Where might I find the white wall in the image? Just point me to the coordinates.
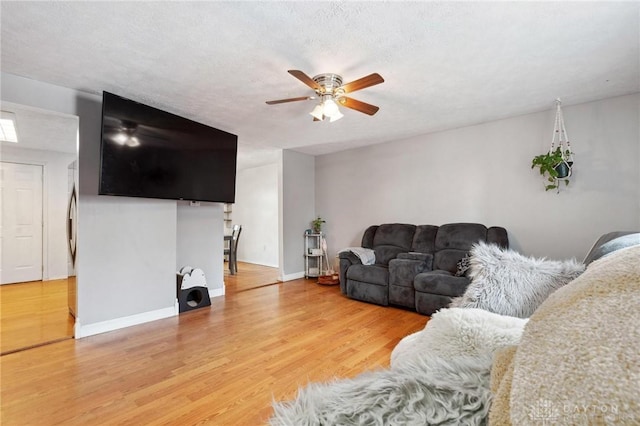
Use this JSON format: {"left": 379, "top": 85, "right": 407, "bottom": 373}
{"left": 78, "top": 196, "right": 177, "bottom": 326}
{"left": 176, "top": 202, "right": 224, "bottom": 295}
{"left": 280, "top": 150, "right": 315, "bottom": 279}
{"left": 1, "top": 145, "right": 77, "bottom": 280}
{"left": 316, "top": 93, "right": 640, "bottom": 265}
{"left": 233, "top": 163, "right": 279, "bottom": 267}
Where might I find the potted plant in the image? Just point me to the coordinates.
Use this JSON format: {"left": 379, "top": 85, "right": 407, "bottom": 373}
{"left": 531, "top": 147, "right": 573, "bottom": 192}
{"left": 312, "top": 217, "right": 326, "bottom": 233}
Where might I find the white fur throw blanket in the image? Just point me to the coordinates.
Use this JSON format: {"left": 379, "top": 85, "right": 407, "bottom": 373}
{"left": 391, "top": 308, "right": 528, "bottom": 369}
{"left": 450, "top": 242, "right": 585, "bottom": 318}
{"left": 270, "top": 308, "right": 527, "bottom": 426}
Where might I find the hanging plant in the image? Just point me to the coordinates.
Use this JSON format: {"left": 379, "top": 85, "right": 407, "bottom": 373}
{"left": 531, "top": 147, "right": 573, "bottom": 191}
{"left": 531, "top": 99, "right": 574, "bottom": 193}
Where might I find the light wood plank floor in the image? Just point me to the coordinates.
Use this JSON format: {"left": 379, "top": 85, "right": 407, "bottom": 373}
{"left": 0, "top": 278, "right": 75, "bottom": 355}
{"left": 0, "top": 273, "right": 427, "bottom": 425}
{"left": 224, "top": 261, "right": 281, "bottom": 293}
{"left": 0, "top": 262, "right": 276, "bottom": 356}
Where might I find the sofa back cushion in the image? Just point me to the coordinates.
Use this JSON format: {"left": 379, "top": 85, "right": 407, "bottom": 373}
{"left": 359, "top": 223, "right": 508, "bottom": 268}
{"left": 364, "top": 223, "right": 416, "bottom": 265}
{"left": 433, "top": 223, "right": 491, "bottom": 273}
{"left": 411, "top": 225, "right": 439, "bottom": 253}
{"left": 487, "top": 226, "right": 509, "bottom": 249}
{"left": 361, "top": 225, "right": 379, "bottom": 249}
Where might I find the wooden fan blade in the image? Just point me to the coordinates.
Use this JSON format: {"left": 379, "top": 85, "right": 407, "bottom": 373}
{"left": 341, "top": 73, "right": 384, "bottom": 94}
{"left": 288, "top": 70, "right": 321, "bottom": 91}
{"left": 266, "top": 96, "right": 313, "bottom": 105}
{"left": 339, "top": 97, "right": 380, "bottom": 116}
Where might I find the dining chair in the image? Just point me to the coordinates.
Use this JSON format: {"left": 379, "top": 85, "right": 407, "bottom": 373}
{"left": 224, "top": 225, "right": 242, "bottom": 275}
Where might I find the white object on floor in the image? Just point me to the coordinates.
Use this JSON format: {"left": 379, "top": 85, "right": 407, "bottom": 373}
{"left": 178, "top": 267, "right": 207, "bottom": 289}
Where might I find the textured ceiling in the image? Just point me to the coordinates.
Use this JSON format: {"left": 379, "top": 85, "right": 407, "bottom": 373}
{"left": 1, "top": 101, "right": 78, "bottom": 154}
{"left": 1, "top": 2, "right": 638, "bottom": 168}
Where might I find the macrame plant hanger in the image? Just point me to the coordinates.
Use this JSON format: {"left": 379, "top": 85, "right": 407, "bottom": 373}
{"left": 549, "top": 98, "right": 573, "bottom": 192}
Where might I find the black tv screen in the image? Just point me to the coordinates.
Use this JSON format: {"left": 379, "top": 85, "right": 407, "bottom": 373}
{"left": 99, "top": 91, "right": 237, "bottom": 203}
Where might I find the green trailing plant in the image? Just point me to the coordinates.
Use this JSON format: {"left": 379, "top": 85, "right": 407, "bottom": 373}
{"left": 531, "top": 147, "right": 573, "bottom": 192}
{"left": 312, "top": 217, "right": 326, "bottom": 233}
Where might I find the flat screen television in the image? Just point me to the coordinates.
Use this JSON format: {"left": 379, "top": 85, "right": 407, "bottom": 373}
{"left": 99, "top": 91, "right": 237, "bottom": 203}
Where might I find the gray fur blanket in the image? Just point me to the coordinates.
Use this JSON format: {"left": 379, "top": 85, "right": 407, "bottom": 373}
{"left": 270, "top": 354, "right": 493, "bottom": 426}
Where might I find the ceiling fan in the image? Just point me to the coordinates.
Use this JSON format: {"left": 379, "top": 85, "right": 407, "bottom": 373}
{"left": 266, "top": 70, "right": 384, "bottom": 122}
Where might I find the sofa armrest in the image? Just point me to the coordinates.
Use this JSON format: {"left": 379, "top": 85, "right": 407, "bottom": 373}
{"left": 338, "top": 251, "right": 362, "bottom": 264}
{"left": 338, "top": 252, "right": 362, "bottom": 294}
{"left": 397, "top": 252, "right": 434, "bottom": 264}
{"left": 583, "top": 232, "right": 639, "bottom": 265}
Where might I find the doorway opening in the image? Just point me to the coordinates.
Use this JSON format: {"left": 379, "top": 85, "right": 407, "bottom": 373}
{"left": 0, "top": 102, "right": 79, "bottom": 355}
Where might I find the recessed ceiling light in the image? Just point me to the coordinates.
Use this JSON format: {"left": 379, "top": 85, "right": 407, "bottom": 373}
{"left": 0, "top": 111, "right": 18, "bottom": 143}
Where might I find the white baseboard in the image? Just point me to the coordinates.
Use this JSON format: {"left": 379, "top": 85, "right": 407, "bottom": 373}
{"left": 75, "top": 305, "right": 178, "bottom": 338}
{"left": 280, "top": 271, "right": 305, "bottom": 282}
{"left": 238, "top": 259, "right": 279, "bottom": 268}
{"left": 44, "top": 275, "right": 69, "bottom": 282}
{"left": 209, "top": 285, "right": 225, "bottom": 299}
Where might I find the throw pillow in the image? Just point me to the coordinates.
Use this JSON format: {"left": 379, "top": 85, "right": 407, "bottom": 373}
{"left": 454, "top": 253, "right": 471, "bottom": 277}
{"left": 449, "top": 242, "right": 585, "bottom": 318}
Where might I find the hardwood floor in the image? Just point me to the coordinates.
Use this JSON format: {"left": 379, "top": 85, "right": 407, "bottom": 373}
{"left": 0, "top": 261, "right": 275, "bottom": 356}
{"left": 0, "top": 278, "right": 74, "bottom": 355}
{"left": 224, "top": 261, "right": 281, "bottom": 293}
{"left": 1, "top": 271, "right": 427, "bottom": 425}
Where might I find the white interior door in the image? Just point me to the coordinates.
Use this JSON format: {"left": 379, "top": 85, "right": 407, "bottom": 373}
{"left": 1, "top": 162, "right": 44, "bottom": 284}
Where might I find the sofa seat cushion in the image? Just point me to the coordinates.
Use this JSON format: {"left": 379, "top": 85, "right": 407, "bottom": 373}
{"left": 413, "top": 270, "right": 470, "bottom": 297}
{"left": 346, "top": 264, "right": 389, "bottom": 286}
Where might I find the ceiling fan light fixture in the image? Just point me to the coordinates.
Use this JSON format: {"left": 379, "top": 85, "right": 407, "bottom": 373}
{"left": 323, "top": 98, "right": 339, "bottom": 117}
{"left": 329, "top": 110, "right": 344, "bottom": 122}
{"left": 310, "top": 104, "right": 324, "bottom": 120}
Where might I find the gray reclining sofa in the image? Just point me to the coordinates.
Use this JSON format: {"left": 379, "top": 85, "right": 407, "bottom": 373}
{"left": 338, "top": 223, "right": 508, "bottom": 315}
